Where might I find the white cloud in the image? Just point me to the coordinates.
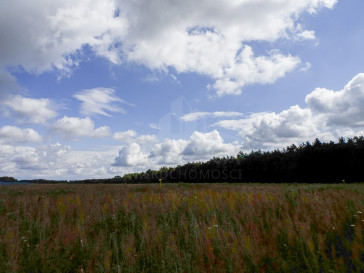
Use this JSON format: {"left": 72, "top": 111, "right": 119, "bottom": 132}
{"left": 113, "top": 130, "right": 137, "bottom": 142}
{"left": 307, "top": 0, "right": 337, "bottom": 12}
{"left": 0, "top": 142, "right": 119, "bottom": 179}
{"left": 1, "top": 0, "right": 336, "bottom": 95}
{"left": 0, "top": 0, "right": 126, "bottom": 74}
{"left": 215, "top": 106, "right": 324, "bottom": 150}
{"left": 0, "top": 143, "right": 70, "bottom": 172}
{"left": 149, "top": 130, "right": 241, "bottom": 165}
{"left": 137, "top": 134, "right": 157, "bottom": 144}
{"left": 74, "top": 87, "right": 132, "bottom": 117}
{"left": 149, "top": 139, "right": 188, "bottom": 165}
{"left": 214, "top": 73, "right": 364, "bottom": 150}
{"left": 113, "top": 142, "right": 148, "bottom": 167}
{"left": 297, "top": 30, "right": 316, "bottom": 40}
{"left": 294, "top": 24, "right": 316, "bottom": 41}
{"left": 149, "top": 123, "right": 159, "bottom": 130}
{"left": 113, "top": 130, "right": 240, "bottom": 167}
{"left": 305, "top": 73, "right": 364, "bottom": 127}
{"left": 300, "top": 62, "right": 312, "bottom": 72}
{"left": 116, "top": 0, "right": 335, "bottom": 96}
{"left": 0, "top": 126, "right": 43, "bottom": 144}
{"left": 65, "top": 148, "right": 119, "bottom": 178}
{"left": 1, "top": 95, "right": 57, "bottom": 124}
{"left": 51, "top": 116, "right": 110, "bottom": 139}
{"left": 182, "top": 130, "right": 239, "bottom": 158}
{"left": 209, "top": 46, "right": 300, "bottom": 96}
{"left": 181, "top": 111, "right": 243, "bottom": 122}
{"left": 114, "top": 129, "right": 157, "bottom": 145}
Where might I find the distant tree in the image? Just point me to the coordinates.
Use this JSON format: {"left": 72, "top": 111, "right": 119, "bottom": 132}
{"left": 0, "top": 176, "right": 17, "bottom": 182}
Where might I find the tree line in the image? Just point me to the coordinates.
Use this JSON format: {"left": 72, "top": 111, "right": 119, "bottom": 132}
{"left": 4, "top": 136, "right": 364, "bottom": 184}
{"left": 111, "top": 136, "right": 364, "bottom": 184}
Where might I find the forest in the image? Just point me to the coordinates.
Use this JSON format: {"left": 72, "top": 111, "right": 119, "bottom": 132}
{"left": 4, "top": 135, "right": 363, "bottom": 184}
{"left": 115, "top": 136, "right": 364, "bottom": 184}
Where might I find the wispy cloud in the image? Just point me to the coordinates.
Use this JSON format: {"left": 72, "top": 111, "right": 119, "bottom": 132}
{"left": 113, "top": 130, "right": 157, "bottom": 144}
{"left": 149, "top": 123, "right": 159, "bottom": 130}
{"left": 181, "top": 111, "right": 243, "bottom": 122}
{"left": 74, "top": 87, "right": 134, "bottom": 117}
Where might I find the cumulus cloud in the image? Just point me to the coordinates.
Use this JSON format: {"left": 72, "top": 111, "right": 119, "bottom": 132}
{"left": 74, "top": 88, "right": 133, "bottom": 117}
{"left": 117, "top": 0, "right": 335, "bottom": 96}
{"left": 0, "top": 143, "right": 118, "bottom": 179}
{"left": 182, "top": 130, "right": 239, "bottom": 158}
{"left": 1, "top": 0, "right": 336, "bottom": 95}
{"left": 215, "top": 106, "right": 323, "bottom": 150}
{"left": 0, "top": 126, "right": 43, "bottom": 144}
{"left": 113, "top": 142, "right": 148, "bottom": 167}
{"left": 306, "top": 73, "right": 364, "bottom": 127}
{"left": 214, "top": 73, "right": 364, "bottom": 150}
{"left": 209, "top": 46, "right": 300, "bottom": 96}
{"left": 65, "top": 148, "right": 120, "bottom": 178}
{"left": 0, "top": 143, "right": 70, "bottom": 172}
{"left": 150, "top": 130, "right": 241, "bottom": 164}
{"left": 1, "top": 95, "right": 57, "bottom": 124}
{"left": 0, "top": 0, "right": 126, "bottom": 74}
{"left": 181, "top": 111, "right": 243, "bottom": 122}
{"left": 51, "top": 116, "right": 110, "bottom": 139}
{"left": 0, "top": 70, "right": 57, "bottom": 126}
{"left": 149, "top": 139, "right": 188, "bottom": 165}
{"left": 113, "top": 130, "right": 241, "bottom": 167}
{"left": 113, "top": 130, "right": 137, "bottom": 142}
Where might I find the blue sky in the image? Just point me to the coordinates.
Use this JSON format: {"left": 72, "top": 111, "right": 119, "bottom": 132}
{"left": 1, "top": 0, "right": 364, "bottom": 179}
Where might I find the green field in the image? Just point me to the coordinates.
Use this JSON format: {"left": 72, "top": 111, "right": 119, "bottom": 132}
{"left": 1, "top": 183, "right": 364, "bottom": 272}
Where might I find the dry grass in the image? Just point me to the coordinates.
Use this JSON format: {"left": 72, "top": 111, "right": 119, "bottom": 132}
{"left": 0, "top": 183, "right": 364, "bottom": 272}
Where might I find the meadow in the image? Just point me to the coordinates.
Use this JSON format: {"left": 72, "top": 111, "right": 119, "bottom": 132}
{"left": 0, "top": 183, "right": 364, "bottom": 272}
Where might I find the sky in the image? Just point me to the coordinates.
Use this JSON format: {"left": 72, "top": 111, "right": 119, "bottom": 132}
{"left": 1, "top": 0, "right": 364, "bottom": 180}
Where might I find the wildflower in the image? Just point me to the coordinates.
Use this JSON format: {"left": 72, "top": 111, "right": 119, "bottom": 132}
{"left": 357, "top": 211, "right": 363, "bottom": 214}
{"left": 350, "top": 224, "right": 355, "bottom": 227}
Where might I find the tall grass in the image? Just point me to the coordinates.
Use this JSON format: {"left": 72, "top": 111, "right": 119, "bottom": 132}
{"left": 0, "top": 183, "right": 363, "bottom": 272}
